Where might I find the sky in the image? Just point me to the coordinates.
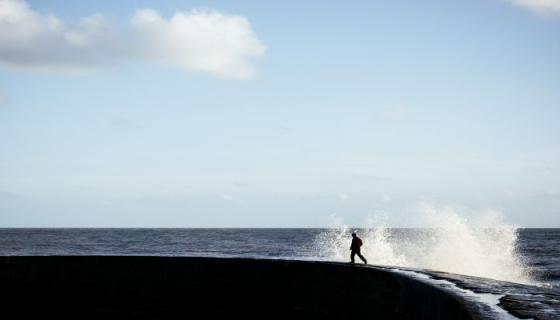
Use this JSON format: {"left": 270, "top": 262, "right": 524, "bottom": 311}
{"left": 0, "top": 0, "right": 559, "bottom": 227}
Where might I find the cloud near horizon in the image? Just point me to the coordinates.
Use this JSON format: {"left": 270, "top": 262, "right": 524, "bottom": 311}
{"left": 0, "top": 0, "right": 266, "bottom": 79}
{"left": 506, "top": 0, "right": 560, "bottom": 16}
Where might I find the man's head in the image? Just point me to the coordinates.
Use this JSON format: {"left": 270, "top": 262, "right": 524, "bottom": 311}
{"left": 351, "top": 232, "right": 356, "bottom": 238}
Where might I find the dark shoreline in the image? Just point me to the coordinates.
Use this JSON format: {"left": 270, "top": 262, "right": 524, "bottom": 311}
{"left": 0, "top": 255, "right": 528, "bottom": 319}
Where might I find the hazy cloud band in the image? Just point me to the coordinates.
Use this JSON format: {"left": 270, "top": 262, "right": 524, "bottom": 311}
{"left": 506, "top": 0, "right": 560, "bottom": 16}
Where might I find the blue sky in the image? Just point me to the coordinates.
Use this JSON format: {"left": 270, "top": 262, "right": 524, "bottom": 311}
{"left": 1, "top": 0, "right": 559, "bottom": 227}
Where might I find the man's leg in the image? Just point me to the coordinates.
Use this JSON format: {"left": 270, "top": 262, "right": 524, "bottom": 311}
{"left": 357, "top": 250, "right": 367, "bottom": 264}
{"left": 350, "top": 251, "right": 356, "bottom": 263}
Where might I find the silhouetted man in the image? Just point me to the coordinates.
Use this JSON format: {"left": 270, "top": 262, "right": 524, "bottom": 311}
{"left": 350, "top": 232, "right": 367, "bottom": 264}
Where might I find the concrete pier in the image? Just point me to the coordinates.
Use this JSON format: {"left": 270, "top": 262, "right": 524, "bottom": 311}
{"left": 0, "top": 256, "right": 482, "bottom": 319}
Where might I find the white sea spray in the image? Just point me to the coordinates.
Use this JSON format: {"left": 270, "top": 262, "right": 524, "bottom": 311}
{"left": 315, "top": 204, "right": 533, "bottom": 285}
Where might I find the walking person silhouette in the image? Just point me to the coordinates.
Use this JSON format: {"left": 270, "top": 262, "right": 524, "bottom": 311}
{"left": 350, "top": 232, "right": 367, "bottom": 264}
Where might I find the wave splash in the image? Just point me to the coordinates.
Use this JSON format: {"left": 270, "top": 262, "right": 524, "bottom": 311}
{"left": 315, "top": 204, "right": 533, "bottom": 285}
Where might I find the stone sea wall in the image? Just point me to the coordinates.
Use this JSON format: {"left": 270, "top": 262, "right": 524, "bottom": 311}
{"left": 0, "top": 256, "right": 483, "bottom": 319}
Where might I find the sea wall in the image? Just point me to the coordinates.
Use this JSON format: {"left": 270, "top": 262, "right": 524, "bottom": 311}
{"left": 0, "top": 256, "right": 477, "bottom": 319}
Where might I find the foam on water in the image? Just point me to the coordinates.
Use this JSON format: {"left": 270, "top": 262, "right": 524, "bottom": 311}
{"left": 316, "top": 204, "right": 534, "bottom": 285}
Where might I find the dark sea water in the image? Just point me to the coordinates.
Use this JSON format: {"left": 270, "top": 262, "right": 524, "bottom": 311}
{"left": 516, "top": 228, "right": 560, "bottom": 288}
{"left": 0, "top": 228, "right": 558, "bottom": 288}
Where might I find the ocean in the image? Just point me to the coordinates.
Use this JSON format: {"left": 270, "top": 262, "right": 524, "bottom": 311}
{"left": 0, "top": 228, "right": 558, "bottom": 289}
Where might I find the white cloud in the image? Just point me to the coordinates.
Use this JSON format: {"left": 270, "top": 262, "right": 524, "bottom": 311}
{"left": 130, "top": 9, "right": 266, "bottom": 79}
{"left": 0, "top": 0, "right": 122, "bottom": 72}
{"left": 506, "top": 0, "right": 560, "bottom": 16}
{"left": 0, "top": 0, "right": 266, "bottom": 79}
